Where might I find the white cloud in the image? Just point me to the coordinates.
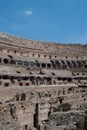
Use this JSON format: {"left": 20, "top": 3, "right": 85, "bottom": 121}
{"left": 24, "top": 10, "right": 32, "bottom": 15}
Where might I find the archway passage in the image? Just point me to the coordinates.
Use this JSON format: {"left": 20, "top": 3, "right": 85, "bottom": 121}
{"left": 3, "top": 58, "right": 9, "bottom": 64}
{"left": 10, "top": 60, "right": 15, "bottom": 64}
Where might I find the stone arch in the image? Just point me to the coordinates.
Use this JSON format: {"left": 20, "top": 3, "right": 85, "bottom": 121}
{"left": 38, "top": 54, "right": 40, "bottom": 57}
{"left": 24, "top": 61, "right": 29, "bottom": 66}
{"left": 76, "top": 61, "right": 82, "bottom": 68}
{"left": 10, "top": 60, "right": 16, "bottom": 64}
{"left": 50, "top": 60, "right": 57, "bottom": 69}
{"left": 21, "top": 93, "right": 26, "bottom": 101}
{"left": 61, "top": 60, "right": 67, "bottom": 69}
{"left": 3, "top": 58, "right": 9, "bottom": 64}
{"left": 47, "top": 63, "right": 51, "bottom": 68}
{"left": 66, "top": 61, "right": 73, "bottom": 68}
{"left": 36, "top": 76, "right": 44, "bottom": 85}
{"left": 17, "top": 60, "right": 22, "bottom": 65}
{"left": 29, "top": 62, "right": 35, "bottom": 67}
{"left": 55, "top": 60, "right": 62, "bottom": 68}
{"left": 68, "top": 87, "right": 74, "bottom": 93}
{"left": 30, "top": 76, "right": 36, "bottom": 85}
{"left": 71, "top": 61, "right": 78, "bottom": 68}
{"left": 36, "top": 63, "right": 40, "bottom": 67}
{"left": 42, "top": 63, "right": 46, "bottom": 68}
{"left": 46, "top": 77, "right": 52, "bottom": 85}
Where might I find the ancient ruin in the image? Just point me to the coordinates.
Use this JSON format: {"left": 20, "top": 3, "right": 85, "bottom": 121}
{"left": 0, "top": 32, "right": 87, "bottom": 130}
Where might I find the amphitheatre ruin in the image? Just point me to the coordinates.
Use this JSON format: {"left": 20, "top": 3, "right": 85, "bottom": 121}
{"left": 0, "top": 32, "right": 87, "bottom": 130}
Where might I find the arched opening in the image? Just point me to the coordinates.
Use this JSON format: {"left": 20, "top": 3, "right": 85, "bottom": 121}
{"left": 50, "top": 60, "right": 56, "bottom": 69}
{"left": 63, "top": 89, "right": 65, "bottom": 95}
{"left": 3, "top": 58, "right": 9, "bottom": 64}
{"left": 32, "top": 53, "right": 35, "bottom": 57}
{"left": 53, "top": 80, "right": 56, "bottom": 85}
{"left": 16, "top": 93, "right": 20, "bottom": 101}
{"left": 66, "top": 61, "right": 72, "bottom": 68}
{"left": 37, "top": 77, "right": 44, "bottom": 85}
{"left": 24, "top": 61, "right": 29, "bottom": 66}
{"left": 77, "top": 73, "right": 79, "bottom": 75}
{"left": 29, "top": 62, "right": 35, "bottom": 67}
{"left": 0, "top": 58, "right": 2, "bottom": 63}
{"left": 19, "top": 83, "right": 23, "bottom": 86}
{"left": 71, "top": 61, "right": 77, "bottom": 68}
{"left": 17, "top": 71, "right": 21, "bottom": 74}
{"left": 82, "top": 73, "right": 85, "bottom": 75}
{"left": 23, "top": 77, "right": 28, "bottom": 80}
{"left": 26, "top": 83, "right": 29, "bottom": 86}
{"left": 10, "top": 60, "right": 16, "bottom": 64}
{"left": 68, "top": 87, "right": 74, "bottom": 93}
{"left": 65, "top": 56, "right": 68, "bottom": 59}
{"left": 4, "top": 83, "right": 9, "bottom": 87}
{"left": 38, "top": 54, "right": 40, "bottom": 57}
{"left": 21, "top": 93, "right": 26, "bottom": 101}
{"left": 46, "top": 77, "right": 51, "bottom": 85}
{"left": 51, "top": 72, "right": 55, "bottom": 75}
{"left": 81, "top": 61, "right": 86, "bottom": 64}
{"left": 3, "top": 76, "right": 9, "bottom": 79}
{"left": 76, "top": 56, "right": 78, "bottom": 59}
{"left": 20, "top": 52, "right": 23, "bottom": 56}
{"left": 61, "top": 60, "right": 65, "bottom": 64}
{"left": 55, "top": 56, "right": 57, "bottom": 58}
{"left": 44, "top": 55, "right": 46, "bottom": 58}
{"left": 57, "top": 78, "right": 61, "bottom": 81}
{"left": 25, "top": 125, "right": 28, "bottom": 130}
{"left": 49, "top": 55, "right": 52, "bottom": 59}
{"left": 77, "top": 61, "right": 82, "bottom": 68}
{"left": 55, "top": 60, "right": 61, "bottom": 68}
{"left": 42, "top": 63, "right": 46, "bottom": 68}
{"left": 62, "top": 78, "right": 66, "bottom": 81}
{"left": 61, "top": 60, "right": 67, "bottom": 69}
{"left": 36, "top": 63, "right": 40, "bottom": 67}
{"left": 85, "top": 65, "right": 87, "bottom": 68}
{"left": 17, "top": 60, "right": 22, "bottom": 65}
{"left": 47, "top": 64, "right": 51, "bottom": 68}
{"left": 68, "top": 78, "right": 72, "bottom": 82}
{"left": 14, "top": 50, "right": 17, "bottom": 54}
{"left": 30, "top": 76, "right": 36, "bottom": 85}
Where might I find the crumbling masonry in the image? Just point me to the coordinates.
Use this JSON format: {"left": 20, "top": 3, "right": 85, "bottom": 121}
{"left": 0, "top": 32, "right": 87, "bottom": 130}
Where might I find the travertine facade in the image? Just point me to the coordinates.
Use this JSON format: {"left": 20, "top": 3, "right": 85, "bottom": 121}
{"left": 0, "top": 32, "right": 87, "bottom": 130}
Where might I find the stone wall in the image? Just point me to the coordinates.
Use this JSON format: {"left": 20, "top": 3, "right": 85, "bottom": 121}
{"left": 0, "top": 32, "right": 87, "bottom": 130}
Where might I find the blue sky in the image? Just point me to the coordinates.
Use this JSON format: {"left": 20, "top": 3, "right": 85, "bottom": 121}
{"left": 0, "top": 0, "right": 87, "bottom": 44}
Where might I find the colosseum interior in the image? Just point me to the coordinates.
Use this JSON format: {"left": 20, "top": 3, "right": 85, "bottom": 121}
{"left": 0, "top": 32, "right": 87, "bottom": 130}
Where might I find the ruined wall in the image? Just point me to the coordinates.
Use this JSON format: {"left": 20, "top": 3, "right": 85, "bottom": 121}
{"left": 0, "top": 32, "right": 87, "bottom": 130}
